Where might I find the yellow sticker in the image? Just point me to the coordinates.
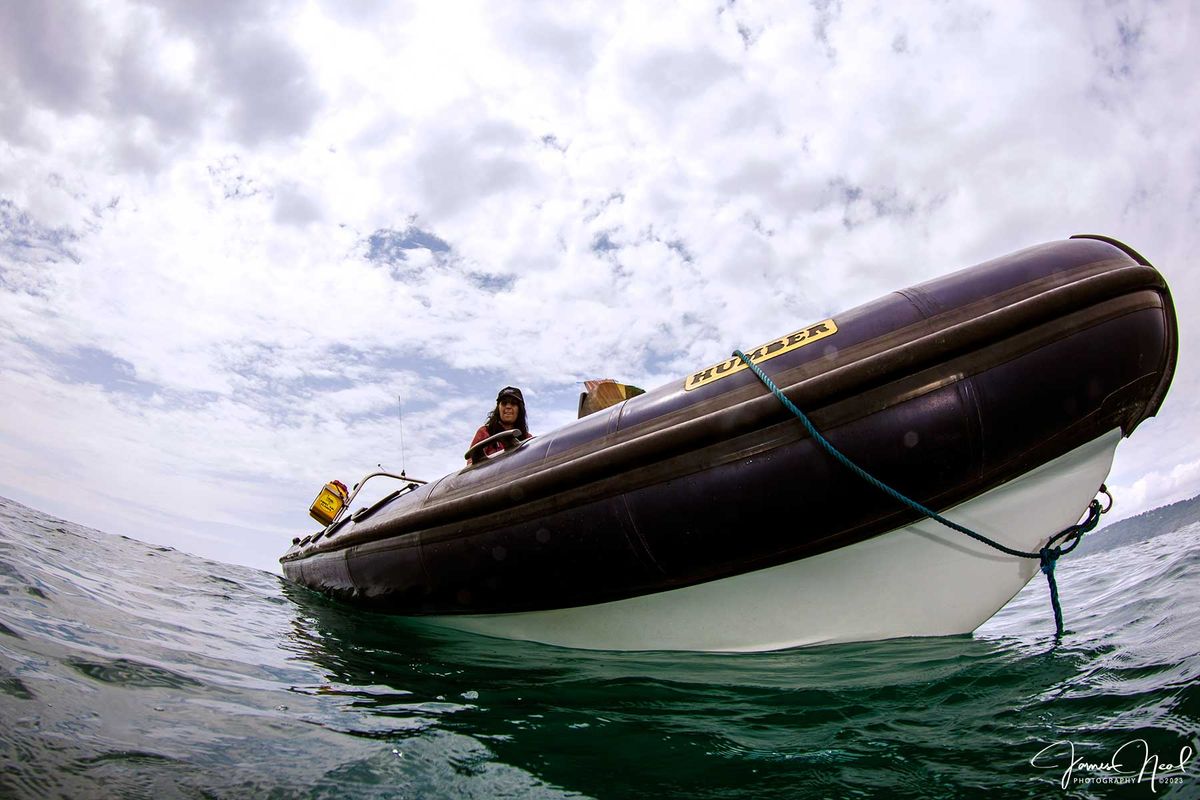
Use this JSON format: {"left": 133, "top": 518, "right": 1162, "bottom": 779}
{"left": 684, "top": 319, "right": 838, "bottom": 391}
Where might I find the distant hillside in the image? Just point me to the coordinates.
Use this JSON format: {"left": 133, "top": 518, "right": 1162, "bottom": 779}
{"left": 1068, "top": 493, "right": 1200, "bottom": 557}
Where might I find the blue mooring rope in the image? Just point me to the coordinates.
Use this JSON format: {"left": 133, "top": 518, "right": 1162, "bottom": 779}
{"left": 732, "top": 349, "right": 1109, "bottom": 638}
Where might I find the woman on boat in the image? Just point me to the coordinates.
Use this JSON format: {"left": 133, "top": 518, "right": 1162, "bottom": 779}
{"left": 467, "top": 386, "right": 534, "bottom": 463}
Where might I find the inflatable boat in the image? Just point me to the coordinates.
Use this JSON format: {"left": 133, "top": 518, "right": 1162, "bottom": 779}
{"left": 281, "top": 235, "right": 1177, "bottom": 652}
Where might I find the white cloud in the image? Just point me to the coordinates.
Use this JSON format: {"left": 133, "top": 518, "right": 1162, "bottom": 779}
{"left": 1, "top": 0, "right": 1198, "bottom": 573}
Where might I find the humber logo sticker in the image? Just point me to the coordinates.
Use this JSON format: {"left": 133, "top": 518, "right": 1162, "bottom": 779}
{"left": 684, "top": 320, "right": 838, "bottom": 391}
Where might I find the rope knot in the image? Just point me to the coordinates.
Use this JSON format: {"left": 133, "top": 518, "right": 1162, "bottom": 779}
{"left": 1039, "top": 545, "right": 1061, "bottom": 576}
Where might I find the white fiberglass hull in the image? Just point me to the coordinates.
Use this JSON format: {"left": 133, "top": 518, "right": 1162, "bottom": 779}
{"left": 425, "top": 430, "right": 1121, "bottom": 652}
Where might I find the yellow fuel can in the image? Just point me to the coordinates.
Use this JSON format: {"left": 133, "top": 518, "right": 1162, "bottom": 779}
{"left": 309, "top": 480, "right": 349, "bottom": 526}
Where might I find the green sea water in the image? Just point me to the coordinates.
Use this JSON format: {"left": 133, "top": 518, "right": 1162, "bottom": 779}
{"left": 0, "top": 495, "right": 1196, "bottom": 798}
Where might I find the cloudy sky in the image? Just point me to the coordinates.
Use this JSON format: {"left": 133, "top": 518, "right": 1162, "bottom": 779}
{"left": 1, "top": 0, "right": 1197, "bottom": 574}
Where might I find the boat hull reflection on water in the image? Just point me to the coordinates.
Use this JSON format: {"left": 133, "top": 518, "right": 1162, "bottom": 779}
{"left": 281, "top": 235, "right": 1178, "bottom": 652}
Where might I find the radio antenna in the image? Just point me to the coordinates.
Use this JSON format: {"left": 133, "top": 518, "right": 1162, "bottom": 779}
{"left": 398, "top": 393, "right": 407, "bottom": 477}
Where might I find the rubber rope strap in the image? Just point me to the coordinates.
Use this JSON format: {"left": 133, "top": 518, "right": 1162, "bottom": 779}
{"left": 732, "top": 349, "right": 1108, "bottom": 638}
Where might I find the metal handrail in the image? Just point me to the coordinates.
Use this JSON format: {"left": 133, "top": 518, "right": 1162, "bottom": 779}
{"left": 331, "top": 470, "right": 428, "bottom": 527}
{"left": 463, "top": 429, "right": 523, "bottom": 462}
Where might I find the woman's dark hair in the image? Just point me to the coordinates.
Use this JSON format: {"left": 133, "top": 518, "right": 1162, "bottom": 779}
{"left": 484, "top": 400, "right": 530, "bottom": 439}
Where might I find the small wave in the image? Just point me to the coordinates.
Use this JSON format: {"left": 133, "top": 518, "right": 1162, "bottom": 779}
{"left": 65, "top": 656, "right": 205, "bottom": 690}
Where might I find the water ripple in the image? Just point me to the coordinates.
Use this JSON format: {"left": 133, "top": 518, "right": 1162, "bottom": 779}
{"left": 0, "top": 495, "right": 1197, "bottom": 798}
